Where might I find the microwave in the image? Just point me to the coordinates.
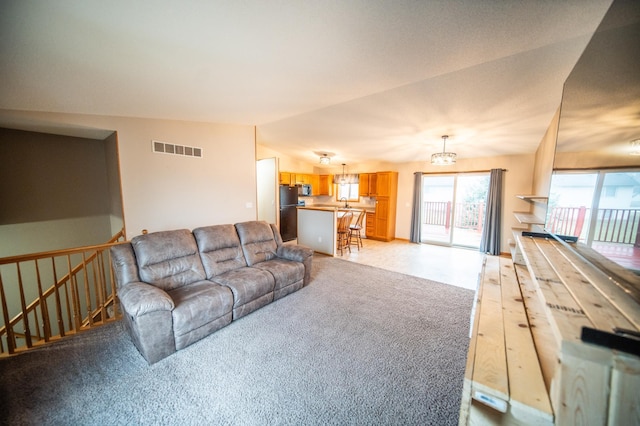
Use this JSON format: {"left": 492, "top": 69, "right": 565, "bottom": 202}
{"left": 298, "top": 184, "right": 312, "bottom": 196}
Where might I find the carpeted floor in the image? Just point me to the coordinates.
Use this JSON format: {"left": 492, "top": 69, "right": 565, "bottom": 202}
{"left": 0, "top": 255, "right": 474, "bottom": 425}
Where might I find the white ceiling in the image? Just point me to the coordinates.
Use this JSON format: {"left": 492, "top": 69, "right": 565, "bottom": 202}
{"left": 0, "top": 0, "right": 613, "bottom": 165}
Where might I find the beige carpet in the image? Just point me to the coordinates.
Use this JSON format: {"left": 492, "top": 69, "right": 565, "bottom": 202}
{"left": 0, "top": 255, "right": 474, "bottom": 425}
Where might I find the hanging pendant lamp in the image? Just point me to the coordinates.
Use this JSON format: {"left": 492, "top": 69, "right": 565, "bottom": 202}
{"left": 431, "top": 135, "right": 457, "bottom": 166}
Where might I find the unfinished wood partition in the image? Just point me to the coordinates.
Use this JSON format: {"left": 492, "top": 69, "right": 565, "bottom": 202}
{"left": 0, "top": 230, "right": 125, "bottom": 355}
{"left": 515, "top": 235, "right": 640, "bottom": 425}
{"left": 460, "top": 255, "right": 553, "bottom": 425}
{"left": 461, "top": 235, "right": 640, "bottom": 425}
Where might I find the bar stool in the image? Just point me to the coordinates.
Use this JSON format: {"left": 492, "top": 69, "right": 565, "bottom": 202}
{"left": 336, "top": 211, "right": 353, "bottom": 256}
{"left": 348, "top": 210, "right": 365, "bottom": 250}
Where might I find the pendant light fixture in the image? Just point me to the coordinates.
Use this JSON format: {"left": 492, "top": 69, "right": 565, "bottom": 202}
{"left": 338, "top": 163, "right": 347, "bottom": 184}
{"left": 431, "top": 135, "right": 457, "bottom": 166}
{"left": 332, "top": 163, "right": 359, "bottom": 184}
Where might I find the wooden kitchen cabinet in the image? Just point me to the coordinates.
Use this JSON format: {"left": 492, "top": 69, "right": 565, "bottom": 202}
{"left": 294, "top": 174, "right": 312, "bottom": 185}
{"left": 280, "top": 171, "right": 313, "bottom": 187}
{"left": 318, "top": 175, "right": 333, "bottom": 196}
{"left": 375, "top": 172, "right": 394, "bottom": 196}
{"left": 366, "top": 212, "right": 376, "bottom": 238}
{"left": 369, "top": 171, "right": 398, "bottom": 242}
{"left": 310, "top": 174, "right": 320, "bottom": 194}
{"left": 359, "top": 173, "right": 377, "bottom": 196}
{"left": 279, "top": 172, "right": 292, "bottom": 185}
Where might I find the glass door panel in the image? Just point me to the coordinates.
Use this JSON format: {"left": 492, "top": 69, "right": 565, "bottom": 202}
{"left": 421, "top": 176, "right": 454, "bottom": 244}
{"left": 451, "top": 174, "right": 489, "bottom": 248}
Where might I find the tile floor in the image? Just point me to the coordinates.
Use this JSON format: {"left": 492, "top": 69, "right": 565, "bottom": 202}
{"left": 334, "top": 238, "right": 485, "bottom": 291}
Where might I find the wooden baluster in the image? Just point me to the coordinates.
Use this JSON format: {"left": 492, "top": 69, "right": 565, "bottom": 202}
{"left": 81, "top": 252, "right": 93, "bottom": 327}
{"left": 97, "top": 252, "right": 108, "bottom": 321}
{"left": 34, "top": 259, "right": 51, "bottom": 342}
{"left": 51, "top": 257, "right": 65, "bottom": 337}
{"left": 67, "top": 255, "right": 81, "bottom": 332}
{"left": 107, "top": 252, "right": 119, "bottom": 320}
{"left": 15, "top": 263, "right": 33, "bottom": 349}
{"left": 89, "top": 255, "right": 100, "bottom": 323}
{"left": 62, "top": 269, "right": 73, "bottom": 334}
{"left": 0, "top": 272, "right": 16, "bottom": 354}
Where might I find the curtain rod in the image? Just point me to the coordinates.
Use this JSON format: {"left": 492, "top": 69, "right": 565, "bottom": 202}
{"left": 419, "top": 168, "right": 507, "bottom": 175}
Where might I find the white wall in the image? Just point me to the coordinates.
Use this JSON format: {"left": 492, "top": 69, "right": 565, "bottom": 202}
{"left": 0, "top": 109, "right": 257, "bottom": 241}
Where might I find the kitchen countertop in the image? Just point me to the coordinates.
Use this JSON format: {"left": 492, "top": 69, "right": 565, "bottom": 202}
{"left": 297, "top": 205, "right": 375, "bottom": 213}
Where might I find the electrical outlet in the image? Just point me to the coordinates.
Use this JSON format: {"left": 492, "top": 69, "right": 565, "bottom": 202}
{"left": 318, "top": 236, "right": 322, "bottom": 243}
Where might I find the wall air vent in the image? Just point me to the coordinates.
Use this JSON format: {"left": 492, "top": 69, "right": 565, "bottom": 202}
{"left": 152, "top": 140, "right": 203, "bottom": 158}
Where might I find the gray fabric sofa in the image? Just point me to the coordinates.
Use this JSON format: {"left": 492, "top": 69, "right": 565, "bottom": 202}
{"left": 110, "top": 220, "right": 313, "bottom": 364}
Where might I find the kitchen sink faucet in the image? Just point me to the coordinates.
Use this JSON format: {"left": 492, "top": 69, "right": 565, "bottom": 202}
{"left": 340, "top": 197, "right": 350, "bottom": 208}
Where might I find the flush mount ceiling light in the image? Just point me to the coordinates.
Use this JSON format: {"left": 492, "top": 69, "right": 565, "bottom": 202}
{"left": 431, "top": 135, "right": 457, "bottom": 166}
{"left": 314, "top": 151, "right": 335, "bottom": 165}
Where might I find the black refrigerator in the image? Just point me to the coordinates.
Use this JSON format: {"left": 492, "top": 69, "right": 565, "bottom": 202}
{"left": 279, "top": 185, "right": 298, "bottom": 242}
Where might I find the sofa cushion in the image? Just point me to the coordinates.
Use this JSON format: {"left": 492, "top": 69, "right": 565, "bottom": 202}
{"left": 211, "top": 267, "right": 275, "bottom": 319}
{"left": 193, "top": 224, "right": 249, "bottom": 278}
{"left": 235, "top": 221, "right": 279, "bottom": 266}
{"left": 168, "top": 280, "right": 233, "bottom": 338}
{"left": 212, "top": 267, "right": 274, "bottom": 306}
{"left": 252, "top": 258, "right": 305, "bottom": 291}
{"left": 132, "top": 229, "right": 206, "bottom": 291}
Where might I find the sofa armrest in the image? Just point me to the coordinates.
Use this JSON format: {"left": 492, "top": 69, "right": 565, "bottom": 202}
{"left": 277, "top": 245, "right": 313, "bottom": 286}
{"left": 118, "top": 281, "right": 176, "bottom": 364}
{"left": 276, "top": 244, "right": 313, "bottom": 262}
{"left": 118, "top": 281, "right": 175, "bottom": 318}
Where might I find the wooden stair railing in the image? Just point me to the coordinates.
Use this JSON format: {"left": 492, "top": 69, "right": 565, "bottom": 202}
{"left": 0, "top": 230, "right": 126, "bottom": 355}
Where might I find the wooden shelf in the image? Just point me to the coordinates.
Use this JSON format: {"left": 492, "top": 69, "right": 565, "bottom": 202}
{"left": 514, "top": 212, "right": 545, "bottom": 225}
{"left": 516, "top": 195, "right": 548, "bottom": 201}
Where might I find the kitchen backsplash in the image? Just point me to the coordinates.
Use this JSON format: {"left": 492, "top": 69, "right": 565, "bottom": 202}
{"left": 300, "top": 195, "right": 376, "bottom": 209}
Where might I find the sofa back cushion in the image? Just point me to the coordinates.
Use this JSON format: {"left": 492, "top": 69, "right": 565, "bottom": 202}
{"left": 235, "top": 221, "right": 278, "bottom": 266}
{"left": 131, "top": 229, "right": 206, "bottom": 291}
{"left": 193, "top": 224, "right": 248, "bottom": 278}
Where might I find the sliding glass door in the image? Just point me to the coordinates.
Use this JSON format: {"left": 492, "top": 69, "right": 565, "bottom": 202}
{"left": 421, "top": 173, "right": 489, "bottom": 248}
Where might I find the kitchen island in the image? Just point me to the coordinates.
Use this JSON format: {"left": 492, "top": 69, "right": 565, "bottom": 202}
{"left": 297, "top": 206, "right": 370, "bottom": 256}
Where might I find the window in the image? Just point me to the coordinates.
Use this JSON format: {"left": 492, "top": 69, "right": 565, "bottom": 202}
{"left": 546, "top": 170, "right": 640, "bottom": 270}
{"left": 336, "top": 183, "right": 359, "bottom": 202}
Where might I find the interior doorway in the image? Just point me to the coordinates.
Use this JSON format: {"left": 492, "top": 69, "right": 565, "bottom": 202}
{"left": 256, "top": 157, "right": 278, "bottom": 225}
{"left": 421, "top": 173, "right": 489, "bottom": 249}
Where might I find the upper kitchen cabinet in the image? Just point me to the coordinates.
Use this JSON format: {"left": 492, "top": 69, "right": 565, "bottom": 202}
{"left": 310, "top": 174, "right": 320, "bottom": 194}
{"left": 279, "top": 172, "right": 293, "bottom": 186}
{"left": 294, "top": 174, "right": 312, "bottom": 185}
{"left": 318, "top": 175, "right": 333, "bottom": 196}
{"left": 359, "top": 173, "right": 377, "bottom": 197}
{"left": 375, "top": 172, "right": 395, "bottom": 197}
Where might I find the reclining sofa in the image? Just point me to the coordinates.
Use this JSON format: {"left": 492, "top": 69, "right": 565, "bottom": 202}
{"left": 110, "top": 220, "right": 313, "bottom": 364}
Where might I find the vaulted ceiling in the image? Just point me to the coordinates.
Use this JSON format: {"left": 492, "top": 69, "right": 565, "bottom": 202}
{"left": 0, "top": 1, "right": 613, "bottom": 165}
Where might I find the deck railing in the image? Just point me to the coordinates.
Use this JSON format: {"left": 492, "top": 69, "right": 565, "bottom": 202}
{"left": 0, "top": 230, "right": 126, "bottom": 355}
{"left": 422, "top": 201, "right": 485, "bottom": 231}
{"left": 547, "top": 207, "right": 640, "bottom": 245}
